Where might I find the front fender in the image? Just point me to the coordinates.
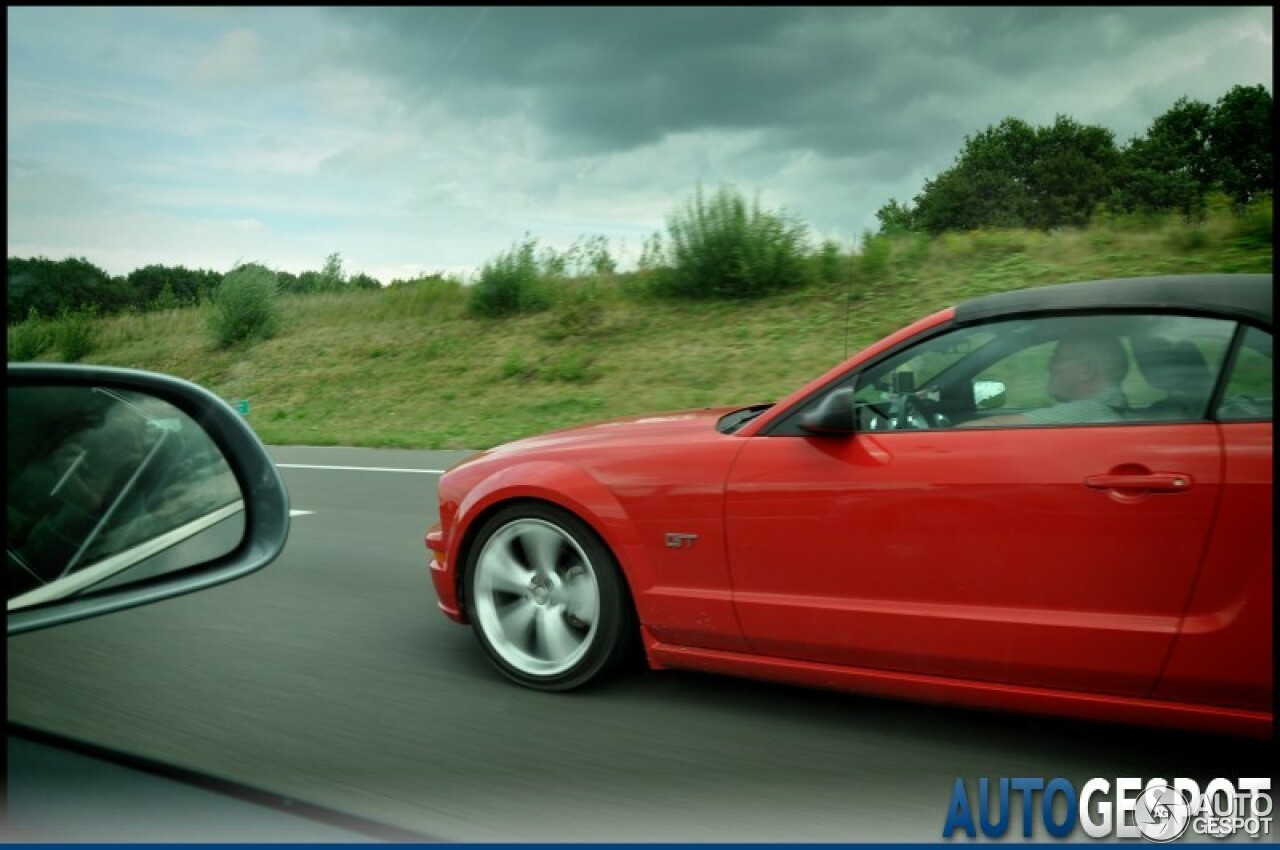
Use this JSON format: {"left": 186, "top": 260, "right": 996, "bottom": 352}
{"left": 448, "top": 460, "right": 658, "bottom": 622}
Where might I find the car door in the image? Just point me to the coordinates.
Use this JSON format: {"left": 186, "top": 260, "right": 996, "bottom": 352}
{"left": 723, "top": 312, "right": 1235, "bottom": 698}
{"left": 1152, "top": 324, "right": 1273, "bottom": 710}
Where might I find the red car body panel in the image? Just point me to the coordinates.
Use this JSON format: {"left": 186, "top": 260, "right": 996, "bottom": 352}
{"left": 430, "top": 409, "right": 755, "bottom": 652}
{"left": 723, "top": 424, "right": 1222, "bottom": 698}
{"left": 645, "top": 640, "right": 1271, "bottom": 738}
{"left": 426, "top": 279, "right": 1273, "bottom": 737}
{"left": 1151, "top": 421, "right": 1273, "bottom": 711}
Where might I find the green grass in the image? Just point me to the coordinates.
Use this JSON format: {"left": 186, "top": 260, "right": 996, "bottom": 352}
{"left": 12, "top": 201, "right": 1271, "bottom": 449}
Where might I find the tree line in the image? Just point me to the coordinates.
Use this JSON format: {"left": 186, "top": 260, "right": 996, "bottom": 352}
{"left": 7, "top": 84, "right": 1271, "bottom": 324}
{"left": 876, "top": 84, "right": 1272, "bottom": 235}
{"left": 6, "top": 252, "right": 380, "bottom": 325}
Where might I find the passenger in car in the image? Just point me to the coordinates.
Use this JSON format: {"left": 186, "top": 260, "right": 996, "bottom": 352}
{"left": 964, "top": 333, "right": 1130, "bottom": 427}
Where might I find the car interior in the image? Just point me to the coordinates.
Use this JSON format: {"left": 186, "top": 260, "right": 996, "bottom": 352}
{"left": 836, "top": 314, "right": 1269, "bottom": 430}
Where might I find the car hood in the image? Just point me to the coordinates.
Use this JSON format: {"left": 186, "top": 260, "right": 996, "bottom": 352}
{"left": 468, "top": 406, "right": 743, "bottom": 463}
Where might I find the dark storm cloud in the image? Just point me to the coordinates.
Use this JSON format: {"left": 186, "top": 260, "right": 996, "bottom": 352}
{"left": 8, "top": 6, "right": 1268, "bottom": 278}
{"left": 328, "top": 6, "right": 1257, "bottom": 167}
{"left": 332, "top": 7, "right": 832, "bottom": 152}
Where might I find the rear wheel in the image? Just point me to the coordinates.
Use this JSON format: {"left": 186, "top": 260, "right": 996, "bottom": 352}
{"left": 463, "top": 502, "right": 634, "bottom": 691}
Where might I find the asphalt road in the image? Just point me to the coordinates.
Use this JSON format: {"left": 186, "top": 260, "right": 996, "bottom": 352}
{"left": 6, "top": 446, "right": 1275, "bottom": 842}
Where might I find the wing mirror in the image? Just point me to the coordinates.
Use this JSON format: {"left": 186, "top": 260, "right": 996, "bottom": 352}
{"left": 973, "top": 380, "right": 1007, "bottom": 410}
{"left": 7, "top": 364, "right": 290, "bottom": 635}
{"left": 798, "top": 386, "right": 855, "bottom": 436}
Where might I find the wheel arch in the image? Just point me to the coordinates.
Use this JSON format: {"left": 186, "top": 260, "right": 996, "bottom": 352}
{"left": 449, "top": 461, "right": 655, "bottom": 628}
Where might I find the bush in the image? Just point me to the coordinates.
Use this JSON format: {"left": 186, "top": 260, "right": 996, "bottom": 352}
{"left": 500, "top": 350, "right": 531, "bottom": 380}
{"left": 971, "top": 230, "right": 1030, "bottom": 256}
{"left": 655, "top": 184, "right": 809, "bottom": 300}
{"left": 208, "top": 263, "right": 280, "bottom": 348}
{"left": 541, "top": 349, "right": 596, "bottom": 383}
{"left": 379, "top": 274, "right": 466, "bottom": 321}
{"left": 560, "top": 234, "right": 617, "bottom": 278}
{"left": 7, "top": 307, "right": 54, "bottom": 361}
{"left": 541, "top": 277, "right": 608, "bottom": 342}
{"left": 54, "top": 307, "right": 98, "bottom": 362}
{"left": 811, "top": 239, "right": 845, "bottom": 286}
{"left": 857, "top": 231, "right": 894, "bottom": 283}
{"left": 152, "top": 281, "right": 180, "bottom": 311}
{"left": 901, "top": 232, "right": 933, "bottom": 266}
{"left": 1166, "top": 227, "right": 1211, "bottom": 253}
{"left": 468, "top": 238, "right": 552, "bottom": 318}
{"left": 1231, "top": 200, "right": 1273, "bottom": 249}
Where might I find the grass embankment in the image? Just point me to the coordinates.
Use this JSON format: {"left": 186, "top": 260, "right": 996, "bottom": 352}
{"left": 21, "top": 205, "right": 1273, "bottom": 449}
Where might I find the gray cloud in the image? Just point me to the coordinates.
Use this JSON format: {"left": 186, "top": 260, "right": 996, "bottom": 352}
{"left": 7, "top": 6, "right": 1272, "bottom": 279}
{"left": 7, "top": 159, "right": 120, "bottom": 216}
{"left": 329, "top": 6, "right": 1266, "bottom": 166}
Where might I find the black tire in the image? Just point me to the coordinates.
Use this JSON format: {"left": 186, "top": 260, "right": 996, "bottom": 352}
{"left": 462, "top": 501, "right": 635, "bottom": 691}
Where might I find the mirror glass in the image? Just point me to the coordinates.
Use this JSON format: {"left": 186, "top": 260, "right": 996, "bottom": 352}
{"left": 973, "top": 379, "right": 1008, "bottom": 410}
{"left": 7, "top": 385, "right": 245, "bottom": 609}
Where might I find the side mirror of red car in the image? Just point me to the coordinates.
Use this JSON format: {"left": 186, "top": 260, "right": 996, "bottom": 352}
{"left": 798, "top": 387, "right": 856, "bottom": 436}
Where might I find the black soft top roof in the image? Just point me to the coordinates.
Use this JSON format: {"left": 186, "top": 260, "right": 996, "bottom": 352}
{"left": 955, "top": 275, "right": 1272, "bottom": 330}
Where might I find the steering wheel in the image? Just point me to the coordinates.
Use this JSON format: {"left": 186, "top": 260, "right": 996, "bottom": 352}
{"left": 890, "top": 393, "right": 950, "bottom": 430}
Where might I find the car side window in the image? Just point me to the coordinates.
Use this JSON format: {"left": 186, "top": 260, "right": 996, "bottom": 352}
{"left": 849, "top": 324, "right": 1011, "bottom": 430}
{"left": 839, "top": 313, "right": 1236, "bottom": 431}
{"left": 966, "top": 314, "right": 1236, "bottom": 426}
{"left": 971, "top": 339, "right": 1057, "bottom": 411}
{"left": 1215, "top": 327, "right": 1273, "bottom": 422}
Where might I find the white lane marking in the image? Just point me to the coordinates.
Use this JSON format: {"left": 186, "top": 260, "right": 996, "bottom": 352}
{"left": 290, "top": 510, "right": 315, "bottom": 517}
{"left": 276, "top": 464, "right": 446, "bottom": 474}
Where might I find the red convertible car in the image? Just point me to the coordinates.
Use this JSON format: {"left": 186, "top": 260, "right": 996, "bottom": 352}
{"left": 425, "top": 274, "right": 1272, "bottom": 737}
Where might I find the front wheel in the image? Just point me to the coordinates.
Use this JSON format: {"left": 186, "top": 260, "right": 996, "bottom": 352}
{"left": 463, "top": 502, "right": 635, "bottom": 691}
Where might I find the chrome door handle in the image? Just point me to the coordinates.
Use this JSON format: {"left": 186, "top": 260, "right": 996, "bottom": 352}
{"left": 1084, "top": 473, "right": 1192, "bottom": 492}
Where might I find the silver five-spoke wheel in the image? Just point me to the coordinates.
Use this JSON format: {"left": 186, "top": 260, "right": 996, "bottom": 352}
{"left": 464, "top": 503, "right": 634, "bottom": 690}
{"left": 472, "top": 518, "right": 599, "bottom": 676}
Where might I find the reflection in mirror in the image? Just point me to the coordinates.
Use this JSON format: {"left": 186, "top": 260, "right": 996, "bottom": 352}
{"left": 973, "top": 380, "right": 1007, "bottom": 410}
{"left": 7, "top": 386, "right": 245, "bottom": 609}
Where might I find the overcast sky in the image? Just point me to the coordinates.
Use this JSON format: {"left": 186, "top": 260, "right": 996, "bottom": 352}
{"left": 6, "top": 6, "right": 1273, "bottom": 283}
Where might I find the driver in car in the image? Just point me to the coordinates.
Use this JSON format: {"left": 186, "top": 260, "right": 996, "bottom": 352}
{"left": 963, "top": 332, "right": 1130, "bottom": 427}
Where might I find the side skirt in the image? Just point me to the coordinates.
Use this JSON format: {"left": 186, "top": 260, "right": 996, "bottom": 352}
{"left": 643, "top": 633, "right": 1272, "bottom": 738}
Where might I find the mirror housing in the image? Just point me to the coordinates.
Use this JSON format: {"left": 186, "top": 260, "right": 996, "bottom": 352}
{"left": 973, "top": 380, "right": 1007, "bottom": 410}
{"left": 7, "top": 364, "right": 290, "bottom": 635}
{"left": 798, "top": 387, "right": 856, "bottom": 436}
